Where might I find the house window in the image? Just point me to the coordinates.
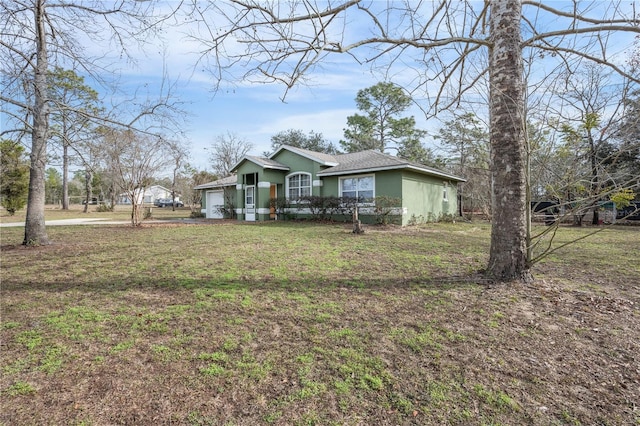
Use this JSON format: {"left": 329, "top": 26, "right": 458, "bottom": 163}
{"left": 340, "top": 175, "right": 374, "bottom": 203}
{"left": 287, "top": 173, "right": 311, "bottom": 200}
{"left": 443, "top": 184, "right": 448, "bottom": 202}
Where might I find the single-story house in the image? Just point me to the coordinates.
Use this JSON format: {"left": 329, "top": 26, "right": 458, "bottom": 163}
{"left": 195, "top": 145, "right": 465, "bottom": 225}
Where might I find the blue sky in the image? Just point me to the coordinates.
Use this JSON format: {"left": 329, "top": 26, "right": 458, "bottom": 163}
{"left": 100, "top": 19, "right": 399, "bottom": 173}
{"left": 122, "top": 56, "right": 434, "bottom": 173}
{"left": 76, "top": 1, "right": 640, "bottom": 174}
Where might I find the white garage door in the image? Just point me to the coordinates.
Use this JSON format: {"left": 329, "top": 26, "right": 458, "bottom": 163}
{"left": 206, "top": 191, "right": 225, "bottom": 219}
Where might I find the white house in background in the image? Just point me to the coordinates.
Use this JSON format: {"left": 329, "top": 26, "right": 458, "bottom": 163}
{"left": 117, "top": 185, "right": 177, "bottom": 205}
{"left": 142, "top": 185, "right": 174, "bottom": 204}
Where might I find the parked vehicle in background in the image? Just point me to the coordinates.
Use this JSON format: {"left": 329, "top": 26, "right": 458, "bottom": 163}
{"left": 154, "top": 198, "right": 184, "bottom": 208}
{"left": 617, "top": 201, "right": 640, "bottom": 220}
{"left": 82, "top": 197, "right": 99, "bottom": 205}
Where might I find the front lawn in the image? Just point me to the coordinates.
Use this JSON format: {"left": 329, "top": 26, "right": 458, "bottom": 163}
{"left": 1, "top": 221, "right": 638, "bottom": 425}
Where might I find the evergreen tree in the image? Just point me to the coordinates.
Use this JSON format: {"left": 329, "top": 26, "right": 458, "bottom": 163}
{"left": 270, "top": 129, "right": 337, "bottom": 154}
{"left": 0, "top": 140, "right": 30, "bottom": 215}
{"left": 340, "top": 82, "right": 429, "bottom": 157}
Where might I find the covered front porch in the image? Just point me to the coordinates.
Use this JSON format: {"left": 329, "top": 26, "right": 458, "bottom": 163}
{"left": 232, "top": 156, "right": 290, "bottom": 222}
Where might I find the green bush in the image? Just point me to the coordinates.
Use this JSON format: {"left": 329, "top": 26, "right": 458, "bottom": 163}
{"left": 96, "top": 203, "right": 113, "bottom": 212}
{"left": 373, "top": 196, "right": 402, "bottom": 225}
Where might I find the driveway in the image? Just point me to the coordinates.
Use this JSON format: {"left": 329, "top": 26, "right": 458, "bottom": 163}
{"left": 0, "top": 218, "right": 208, "bottom": 227}
{"left": 0, "top": 218, "right": 131, "bottom": 227}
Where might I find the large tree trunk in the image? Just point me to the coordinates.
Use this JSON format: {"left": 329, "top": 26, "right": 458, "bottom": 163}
{"left": 486, "top": 0, "right": 532, "bottom": 282}
{"left": 23, "top": 0, "right": 50, "bottom": 246}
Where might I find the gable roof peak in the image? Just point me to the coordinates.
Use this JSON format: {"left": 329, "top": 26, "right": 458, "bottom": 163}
{"left": 271, "top": 144, "right": 339, "bottom": 166}
{"left": 230, "top": 155, "right": 289, "bottom": 172}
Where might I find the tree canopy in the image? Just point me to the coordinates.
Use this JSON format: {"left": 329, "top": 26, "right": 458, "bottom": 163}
{"left": 0, "top": 140, "right": 30, "bottom": 215}
{"left": 47, "top": 67, "right": 103, "bottom": 210}
{"left": 209, "top": 132, "right": 253, "bottom": 177}
{"left": 341, "top": 82, "right": 428, "bottom": 155}
{"left": 270, "top": 129, "right": 337, "bottom": 155}
{"left": 0, "top": 0, "right": 184, "bottom": 243}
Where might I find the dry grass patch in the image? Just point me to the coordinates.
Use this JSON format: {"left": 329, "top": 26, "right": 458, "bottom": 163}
{"left": 1, "top": 221, "right": 639, "bottom": 425}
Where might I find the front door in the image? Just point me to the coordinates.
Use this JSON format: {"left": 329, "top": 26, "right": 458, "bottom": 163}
{"left": 245, "top": 185, "right": 255, "bottom": 221}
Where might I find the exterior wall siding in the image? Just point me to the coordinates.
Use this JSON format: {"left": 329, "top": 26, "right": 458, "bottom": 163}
{"left": 401, "top": 171, "right": 458, "bottom": 225}
{"left": 272, "top": 151, "right": 325, "bottom": 196}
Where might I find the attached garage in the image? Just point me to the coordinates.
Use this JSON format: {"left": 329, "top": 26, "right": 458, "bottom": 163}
{"left": 206, "top": 190, "right": 225, "bottom": 219}
{"left": 194, "top": 175, "right": 238, "bottom": 219}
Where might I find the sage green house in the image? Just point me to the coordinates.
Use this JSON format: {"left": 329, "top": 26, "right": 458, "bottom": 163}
{"left": 194, "top": 175, "right": 237, "bottom": 219}
{"left": 197, "top": 145, "right": 464, "bottom": 225}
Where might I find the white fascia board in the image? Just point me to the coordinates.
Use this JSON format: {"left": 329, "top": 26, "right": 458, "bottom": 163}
{"left": 270, "top": 145, "right": 338, "bottom": 166}
{"left": 194, "top": 182, "right": 236, "bottom": 190}
{"left": 263, "top": 164, "right": 290, "bottom": 171}
{"left": 318, "top": 165, "right": 406, "bottom": 176}
{"left": 230, "top": 156, "right": 289, "bottom": 172}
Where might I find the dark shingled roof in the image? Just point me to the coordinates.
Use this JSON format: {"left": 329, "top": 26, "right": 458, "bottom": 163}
{"left": 318, "top": 150, "right": 465, "bottom": 182}
{"left": 193, "top": 174, "right": 238, "bottom": 190}
{"left": 230, "top": 155, "right": 290, "bottom": 172}
{"left": 224, "top": 146, "right": 464, "bottom": 182}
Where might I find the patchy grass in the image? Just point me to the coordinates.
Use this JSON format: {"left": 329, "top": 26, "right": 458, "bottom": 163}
{"left": 0, "top": 203, "right": 192, "bottom": 223}
{"left": 1, "top": 221, "right": 639, "bottom": 425}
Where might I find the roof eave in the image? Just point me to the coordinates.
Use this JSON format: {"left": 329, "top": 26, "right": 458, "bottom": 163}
{"left": 194, "top": 182, "right": 236, "bottom": 190}
{"left": 230, "top": 156, "right": 290, "bottom": 173}
{"left": 406, "top": 165, "right": 466, "bottom": 182}
{"left": 318, "top": 164, "right": 466, "bottom": 182}
{"left": 264, "top": 165, "right": 290, "bottom": 171}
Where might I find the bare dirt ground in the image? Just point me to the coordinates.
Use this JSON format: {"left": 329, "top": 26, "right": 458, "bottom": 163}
{"left": 1, "top": 222, "right": 638, "bottom": 425}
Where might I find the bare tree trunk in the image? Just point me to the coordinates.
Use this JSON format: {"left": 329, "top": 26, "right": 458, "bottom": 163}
{"left": 131, "top": 202, "right": 143, "bottom": 226}
{"left": 23, "top": 0, "right": 50, "bottom": 246}
{"left": 62, "top": 141, "right": 69, "bottom": 210}
{"left": 352, "top": 207, "right": 364, "bottom": 234}
{"left": 83, "top": 170, "right": 92, "bottom": 213}
{"left": 588, "top": 133, "right": 600, "bottom": 225}
{"left": 486, "top": 0, "right": 532, "bottom": 282}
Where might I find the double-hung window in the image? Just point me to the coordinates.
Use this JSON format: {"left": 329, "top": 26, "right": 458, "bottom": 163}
{"left": 340, "top": 175, "right": 374, "bottom": 203}
{"left": 287, "top": 173, "right": 311, "bottom": 200}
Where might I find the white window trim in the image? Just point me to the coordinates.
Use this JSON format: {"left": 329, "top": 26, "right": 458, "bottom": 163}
{"left": 285, "top": 172, "right": 312, "bottom": 200}
{"left": 339, "top": 174, "right": 375, "bottom": 205}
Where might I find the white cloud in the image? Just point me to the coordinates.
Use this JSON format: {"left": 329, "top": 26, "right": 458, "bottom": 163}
{"left": 252, "top": 108, "right": 357, "bottom": 142}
